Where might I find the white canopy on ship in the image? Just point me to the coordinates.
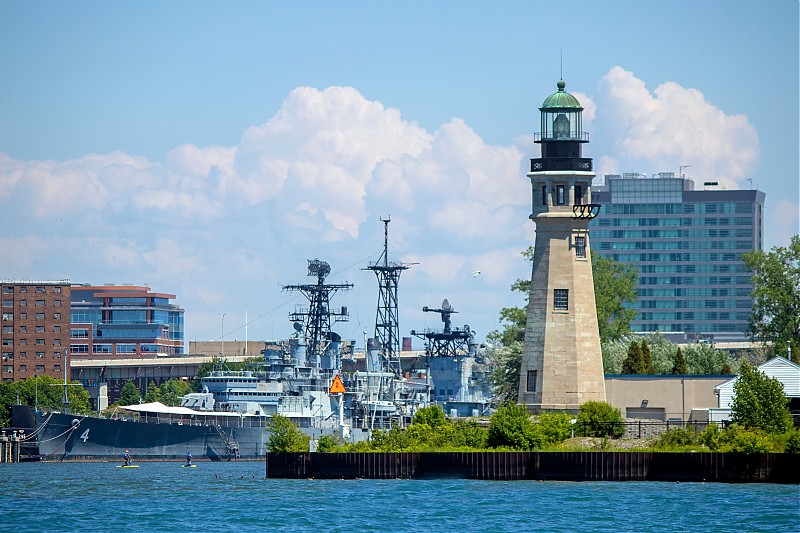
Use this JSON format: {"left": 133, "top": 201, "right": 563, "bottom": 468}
{"left": 119, "top": 401, "right": 251, "bottom": 417}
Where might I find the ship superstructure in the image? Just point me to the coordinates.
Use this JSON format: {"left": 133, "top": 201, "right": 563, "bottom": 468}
{"left": 412, "top": 300, "right": 491, "bottom": 417}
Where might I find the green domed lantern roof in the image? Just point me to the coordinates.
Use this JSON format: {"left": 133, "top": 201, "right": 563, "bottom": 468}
{"left": 540, "top": 80, "right": 582, "bottom": 110}
{"left": 535, "top": 79, "right": 588, "bottom": 143}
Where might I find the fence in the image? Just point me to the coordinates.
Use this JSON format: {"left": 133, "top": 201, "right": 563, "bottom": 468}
{"left": 573, "top": 420, "right": 715, "bottom": 440}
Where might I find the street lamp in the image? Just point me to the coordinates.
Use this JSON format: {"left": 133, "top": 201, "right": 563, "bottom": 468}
{"left": 219, "top": 313, "right": 226, "bottom": 358}
{"left": 62, "top": 348, "right": 70, "bottom": 412}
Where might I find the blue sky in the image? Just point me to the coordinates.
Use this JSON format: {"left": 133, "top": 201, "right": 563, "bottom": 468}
{"left": 1, "top": 1, "right": 797, "bottom": 348}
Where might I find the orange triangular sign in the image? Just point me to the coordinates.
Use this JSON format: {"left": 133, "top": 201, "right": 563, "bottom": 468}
{"left": 329, "top": 374, "right": 346, "bottom": 394}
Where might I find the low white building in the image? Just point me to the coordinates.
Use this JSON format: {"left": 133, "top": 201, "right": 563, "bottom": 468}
{"left": 710, "top": 357, "right": 800, "bottom": 423}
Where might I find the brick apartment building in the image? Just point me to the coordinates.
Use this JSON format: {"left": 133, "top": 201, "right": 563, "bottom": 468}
{"left": 2, "top": 280, "right": 71, "bottom": 382}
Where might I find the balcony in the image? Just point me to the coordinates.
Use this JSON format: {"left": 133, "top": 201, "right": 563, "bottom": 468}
{"left": 534, "top": 132, "right": 590, "bottom": 143}
{"left": 531, "top": 158, "right": 593, "bottom": 172}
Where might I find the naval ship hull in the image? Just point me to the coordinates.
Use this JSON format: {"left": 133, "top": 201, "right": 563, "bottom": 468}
{"left": 25, "top": 407, "right": 367, "bottom": 461}
{"left": 32, "top": 409, "right": 270, "bottom": 461}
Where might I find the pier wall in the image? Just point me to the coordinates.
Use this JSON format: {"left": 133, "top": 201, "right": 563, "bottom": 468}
{"left": 266, "top": 451, "right": 800, "bottom": 483}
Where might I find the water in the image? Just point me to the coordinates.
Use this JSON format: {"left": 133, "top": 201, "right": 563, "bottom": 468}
{"left": 1, "top": 462, "right": 798, "bottom": 532}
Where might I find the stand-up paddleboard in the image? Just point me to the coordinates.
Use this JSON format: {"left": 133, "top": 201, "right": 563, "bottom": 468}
{"left": 116, "top": 465, "right": 139, "bottom": 468}
{"left": 181, "top": 464, "right": 197, "bottom": 468}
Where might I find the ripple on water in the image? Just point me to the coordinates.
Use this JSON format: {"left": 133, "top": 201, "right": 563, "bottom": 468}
{"left": 1, "top": 463, "right": 797, "bottom": 532}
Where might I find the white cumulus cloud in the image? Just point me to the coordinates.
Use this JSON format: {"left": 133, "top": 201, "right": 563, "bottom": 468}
{"left": 595, "top": 66, "right": 759, "bottom": 187}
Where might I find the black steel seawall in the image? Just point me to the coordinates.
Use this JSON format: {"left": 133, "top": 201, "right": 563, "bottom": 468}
{"left": 265, "top": 452, "right": 800, "bottom": 483}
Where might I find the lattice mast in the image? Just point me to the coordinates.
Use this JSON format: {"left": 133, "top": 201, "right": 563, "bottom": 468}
{"left": 283, "top": 259, "right": 352, "bottom": 367}
{"left": 363, "top": 217, "right": 413, "bottom": 379}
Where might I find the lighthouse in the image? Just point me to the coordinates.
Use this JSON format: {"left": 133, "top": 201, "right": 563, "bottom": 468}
{"left": 518, "top": 79, "right": 606, "bottom": 412}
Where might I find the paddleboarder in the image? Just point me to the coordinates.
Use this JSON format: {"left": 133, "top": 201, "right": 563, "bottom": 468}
{"left": 185, "top": 451, "right": 192, "bottom": 467}
{"left": 123, "top": 450, "right": 132, "bottom": 466}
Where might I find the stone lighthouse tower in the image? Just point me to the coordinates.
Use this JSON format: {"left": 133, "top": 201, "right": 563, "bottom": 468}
{"left": 518, "top": 80, "right": 606, "bottom": 412}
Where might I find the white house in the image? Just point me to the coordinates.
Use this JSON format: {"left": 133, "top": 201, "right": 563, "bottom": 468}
{"left": 710, "top": 356, "right": 800, "bottom": 423}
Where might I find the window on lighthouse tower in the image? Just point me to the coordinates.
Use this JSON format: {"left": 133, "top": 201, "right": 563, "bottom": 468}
{"left": 554, "top": 113, "right": 570, "bottom": 139}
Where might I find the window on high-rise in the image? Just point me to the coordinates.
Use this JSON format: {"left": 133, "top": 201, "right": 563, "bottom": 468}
{"left": 542, "top": 185, "right": 547, "bottom": 206}
{"left": 557, "top": 185, "right": 566, "bottom": 205}
{"left": 575, "top": 185, "right": 583, "bottom": 205}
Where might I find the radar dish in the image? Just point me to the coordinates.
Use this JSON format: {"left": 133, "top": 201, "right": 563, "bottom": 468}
{"left": 442, "top": 299, "right": 451, "bottom": 310}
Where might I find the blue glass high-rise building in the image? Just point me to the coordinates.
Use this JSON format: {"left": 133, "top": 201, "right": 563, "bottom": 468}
{"left": 591, "top": 173, "right": 764, "bottom": 342}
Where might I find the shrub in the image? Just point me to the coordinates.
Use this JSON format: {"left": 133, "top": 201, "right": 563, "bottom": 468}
{"left": 722, "top": 426, "right": 773, "bottom": 454}
{"left": 451, "top": 419, "right": 488, "bottom": 449}
{"left": 702, "top": 423, "right": 777, "bottom": 454}
{"left": 316, "top": 433, "right": 346, "bottom": 453}
{"left": 487, "top": 402, "right": 542, "bottom": 450}
{"left": 699, "top": 423, "right": 722, "bottom": 451}
{"left": 785, "top": 430, "right": 800, "bottom": 454}
{"left": 576, "top": 401, "right": 624, "bottom": 438}
{"left": 536, "top": 413, "right": 573, "bottom": 445}
{"left": 653, "top": 427, "right": 700, "bottom": 450}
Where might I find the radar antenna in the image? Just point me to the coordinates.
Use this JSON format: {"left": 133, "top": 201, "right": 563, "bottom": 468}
{"left": 411, "top": 299, "right": 475, "bottom": 359}
{"left": 283, "top": 259, "right": 353, "bottom": 368}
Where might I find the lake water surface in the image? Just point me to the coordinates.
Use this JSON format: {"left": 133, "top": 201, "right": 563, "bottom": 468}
{"left": 1, "top": 461, "right": 797, "bottom": 532}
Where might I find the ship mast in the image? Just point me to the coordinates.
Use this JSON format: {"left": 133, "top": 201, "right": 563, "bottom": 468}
{"left": 363, "top": 217, "right": 414, "bottom": 380}
{"left": 283, "top": 259, "right": 352, "bottom": 368}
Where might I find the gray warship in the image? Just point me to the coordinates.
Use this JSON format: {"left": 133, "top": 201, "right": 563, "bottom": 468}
{"left": 21, "top": 220, "right": 491, "bottom": 460}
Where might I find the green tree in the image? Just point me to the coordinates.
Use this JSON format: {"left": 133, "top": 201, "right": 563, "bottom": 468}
{"left": 591, "top": 251, "right": 638, "bottom": 341}
{"left": 144, "top": 386, "right": 161, "bottom": 404}
{"left": 672, "top": 347, "right": 688, "bottom": 374}
{"left": 267, "top": 414, "right": 310, "bottom": 452}
{"left": 158, "top": 379, "right": 194, "bottom": 406}
{"left": 742, "top": 236, "right": 800, "bottom": 348}
{"left": 790, "top": 339, "right": 799, "bottom": 365}
{"left": 602, "top": 334, "right": 735, "bottom": 375}
{"left": 576, "top": 401, "right": 624, "bottom": 438}
{"left": 621, "top": 341, "right": 644, "bottom": 374}
{"left": 486, "top": 401, "right": 541, "bottom": 450}
{"left": 730, "top": 361, "right": 792, "bottom": 434}
{"left": 640, "top": 340, "right": 655, "bottom": 374}
{"left": 0, "top": 376, "right": 91, "bottom": 426}
{"left": 487, "top": 341, "right": 523, "bottom": 403}
{"left": 413, "top": 404, "right": 447, "bottom": 427}
{"left": 683, "top": 343, "right": 735, "bottom": 374}
{"left": 119, "top": 380, "right": 141, "bottom": 406}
